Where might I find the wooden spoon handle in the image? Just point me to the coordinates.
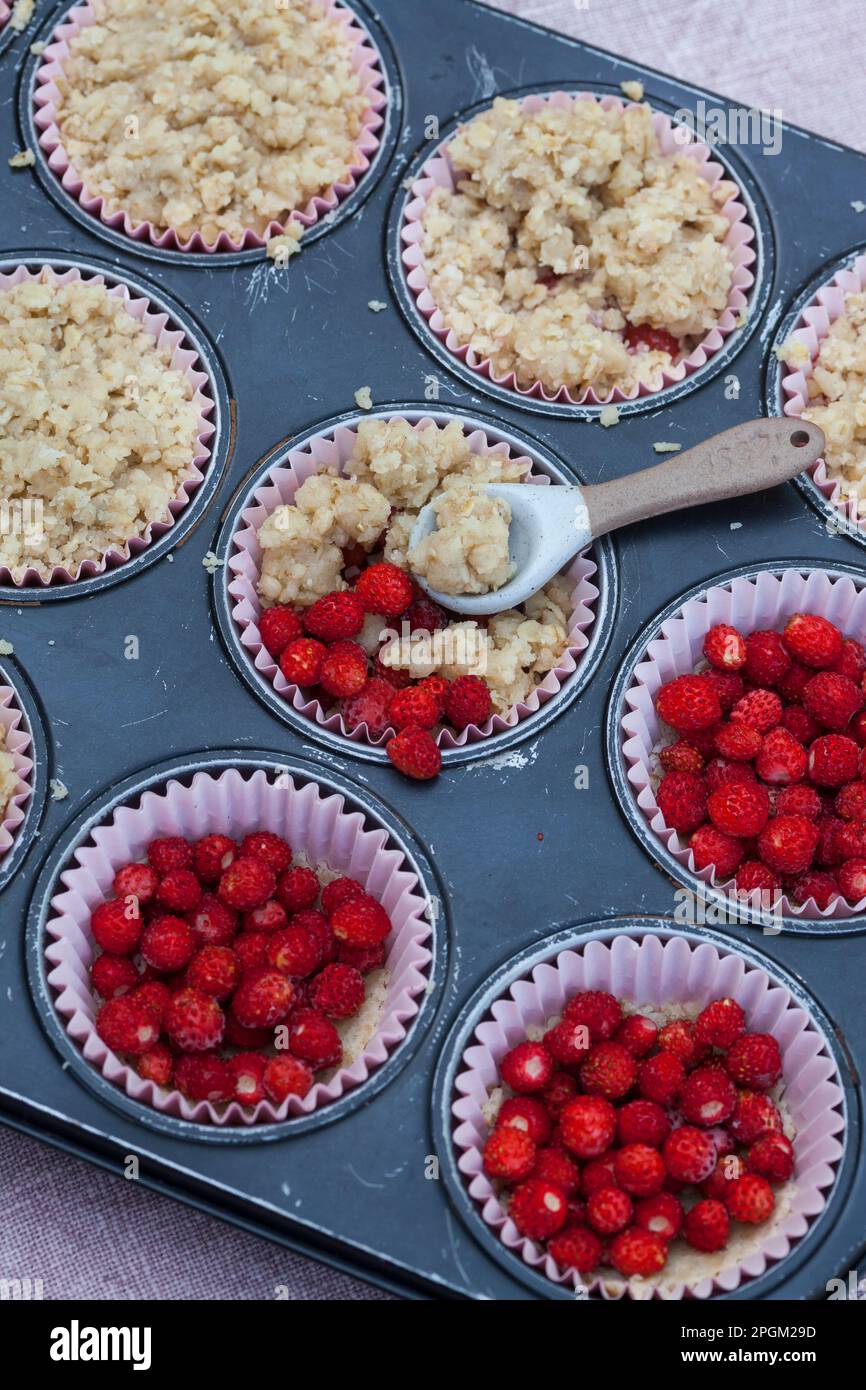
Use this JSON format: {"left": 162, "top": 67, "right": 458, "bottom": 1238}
{"left": 583, "top": 418, "right": 825, "bottom": 541}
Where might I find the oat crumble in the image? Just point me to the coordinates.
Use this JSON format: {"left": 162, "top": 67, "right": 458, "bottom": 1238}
{"left": 0, "top": 727, "right": 19, "bottom": 824}
{"left": 787, "top": 291, "right": 866, "bottom": 500}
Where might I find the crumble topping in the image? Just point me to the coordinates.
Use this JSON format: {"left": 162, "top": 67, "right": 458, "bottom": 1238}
{"left": 787, "top": 291, "right": 866, "bottom": 501}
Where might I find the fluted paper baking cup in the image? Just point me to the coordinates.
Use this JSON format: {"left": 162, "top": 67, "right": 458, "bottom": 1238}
{"left": 780, "top": 253, "right": 866, "bottom": 533}
{"left": 452, "top": 931, "right": 845, "bottom": 1298}
{"left": 0, "top": 263, "right": 214, "bottom": 587}
{"left": 44, "top": 766, "right": 432, "bottom": 1125}
{"left": 33, "top": 0, "right": 386, "bottom": 253}
{"left": 401, "top": 91, "right": 755, "bottom": 406}
{"left": 0, "top": 681, "right": 34, "bottom": 859}
{"left": 622, "top": 567, "right": 866, "bottom": 920}
{"left": 0, "top": 5, "right": 10, "bottom": 30}
{"left": 228, "top": 416, "right": 599, "bottom": 749}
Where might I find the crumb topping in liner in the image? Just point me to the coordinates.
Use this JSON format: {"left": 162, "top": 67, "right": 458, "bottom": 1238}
{"left": 785, "top": 290, "right": 866, "bottom": 501}
{"left": 0, "top": 725, "right": 19, "bottom": 824}
{"left": 408, "top": 477, "right": 513, "bottom": 596}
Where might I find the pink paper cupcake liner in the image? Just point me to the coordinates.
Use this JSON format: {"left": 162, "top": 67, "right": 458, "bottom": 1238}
{"left": 621, "top": 566, "right": 866, "bottom": 921}
{"left": 44, "top": 765, "right": 433, "bottom": 1126}
{"left": 453, "top": 931, "right": 845, "bottom": 1298}
{"left": 400, "top": 91, "right": 756, "bottom": 406}
{"left": 780, "top": 252, "right": 866, "bottom": 534}
{"left": 33, "top": 0, "right": 387, "bottom": 254}
{"left": 0, "top": 262, "right": 215, "bottom": 587}
{"left": 227, "top": 415, "right": 600, "bottom": 750}
{"left": 0, "top": 679, "right": 34, "bottom": 859}
{"left": 0, "top": 5, "right": 10, "bottom": 31}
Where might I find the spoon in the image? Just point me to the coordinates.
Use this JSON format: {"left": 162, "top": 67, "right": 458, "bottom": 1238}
{"left": 409, "top": 418, "right": 825, "bottom": 615}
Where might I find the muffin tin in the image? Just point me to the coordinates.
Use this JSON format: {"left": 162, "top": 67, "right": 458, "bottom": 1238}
{"left": 1, "top": 0, "right": 865, "bottom": 1299}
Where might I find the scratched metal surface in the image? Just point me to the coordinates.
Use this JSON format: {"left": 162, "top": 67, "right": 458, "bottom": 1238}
{"left": 0, "top": 0, "right": 864, "bottom": 1299}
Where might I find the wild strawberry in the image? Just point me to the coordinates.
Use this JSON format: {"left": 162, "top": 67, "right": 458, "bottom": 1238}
{"left": 634, "top": 1192, "right": 683, "bottom": 1242}
{"left": 223, "top": 1012, "right": 271, "bottom": 1051}
{"left": 321, "top": 876, "right": 366, "bottom": 918}
{"left": 113, "top": 863, "right": 159, "bottom": 905}
{"left": 704, "top": 623, "right": 746, "bottom": 670}
{"left": 500, "top": 1040, "right": 554, "bottom": 1093}
{"left": 656, "top": 675, "right": 721, "bottom": 734}
{"left": 418, "top": 674, "right": 450, "bottom": 712}
{"left": 754, "top": 728, "right": 807, "bottom": 786}
{"left": 580, "top": 1042, "right": 636, "bottom": 1099}
{"left": 188, "top": 893, "right": 238, "bottom": 947}
{"left": 776, "top": 784, "right": 821, "bottom": 819}
{"left": 243, "top": 899, "right": 288, "bottom": 932}
{"left": 656, "top": 771, "right": 707, "bottom": 834}
{"left": 548, "top": 1227, "right": 602, "bottom": 1273}
{"left": 730, "top": 1091, "right": 783, "bottom": 1145}
{"left": 725, "top": 1173, "right": 775, "bottom": 1223}
{"left": 735, "top": 861, "right": 781, "bottom": 899}
{"left": 587, "top": 1186, "right": 633, "bottom": 1235}
{"left": 258, "top": 604, "right": 303, "bottom": 657}
{"left": 405, "top": 596, "right": 447, "bottom": 632}
{"left": 833, "top": 637, "right": 866, "bottom": 681}
{"left": 141, "top": 915, "right": 195, "bottom": 973}
{"left": 330, "top": 894, "right": 391, "bottom": 947}
{"left": 724, "top": 1033, "right": 782, "bottom": 1090}
{"left": 320, "top": 640, "right": 368, "bottom": 698}
{"left": 279, "top": 636, "right": 326, "bottom": 685}
{"left": 91, "top": 898, "right": 142, "bottom": 955}
{"left": 337, "top": 939, "right": 385, "bottom": 973}
{"left": 659, "top": 741, "right": 705, "bottom": 774}
{"left": 705, "top": 758, "right": 756, "bottom": 793}
{"left": 657, "top": 1019, "right": 707, "bottom": 1068}
{"left": 684, "top": 1198, "right": 730, "bottom": 1252}
{"left": 386, "top": 727, "right": 442, "bottom": 779}
{"left": 701, "top": 1154, "right": 745, "bottom": 1200}
{"left": 834, "top": 781, "right": 866, "bottom": 820}
{"left": 389, "top": 685, "right": 440, "bottom": 731}
{"left": 509, "top": 1178, "right": 568, "bottom": 1241}
{"left": 96, "top": 997, "right": 161, "bottom": 1055}
{"left": 155, "top": 868, "right": 202, "bottom": 913}
{"left": 663, "top": 1126, "right": 717, "bottom": 1183}
{"left": 638, "top": 1051, "right": 685, "bottom": 1105}
{"left": 131, "top": 981, "right": 171, "bottom": 1023}
{"left": 267, "top": 924, "right": 322, "bottom": 978}
{"left": 225, "top": 1052, "right": 266, "bottom": 1107}
{"left": 707, "top": 781, "right": 769, "bottom": 837}
{"left": 498, "top": 1096, "right": 552, "bottom": 1145}
{"left": 232, "top": 967, "right": 294, "bottom": 1029}
{"left": 147, "top": 837, "right": 193, "bottom": 874}
{"left": 689, "top": 825, "right": 744, "bottom": 879}
{"left": 238, "top": 832, "right": 292, "bottom": 875}
{"left": 443, "top": 675, "right": 493, "bottom": 729}
{"left": 609, "top": 1227, "right": 668, "bottom": 1277}
{"left": 730, "top": 688, "right": 782, "bottom": 733}
{"left": 137, "top": 1042, "right": 173, "bottom": 1088}
{"left": 744, "top": 630, "right": 791, "bottom": 686}
{"left": 186, "top": 944, "right": 238, "bottom": 999}
{"left": 541, "top": 1071, "right": 578, "bottom": 1118}
{"left": 288, "top": 1007, "right": 342, "bottom": 1068}
{"left": 758, "top": 814, "right": 819, "bottom": 874}
{"left": 562, "top": 990, "right": 622, "bottom": 1040}
{"left": 341, "top": 677, "right": 395, "bottom": 736}
{"left": 193, "top": 834, "right": 237, "bottom": 883}
{"left": 544, "top": 1019, "right": 591, "bottom": 1068}
{"left": 781, "top": 704, "right": 820, "bottom": 745}
{"left": 704, "top": 669, "right": 745, "bottom": 712}
{"left": 263, "top": 1054, "right": 315, "bottom": 1104}
{"left": 803, "top": 670, "right": 863, "bottom": 730}
{"left": 694, "top": 997, "right": 746, "bottom": 1049}
{"left": 625, "top": 323, "right": 680, "bottom": 355}
{"left": 164, "top": 987, "right": 225, "bottom": 1052}
{"left": 816, "top": 814, "right": 848, "bottom": 866}
{"left": 304, "top": 590, "right": 366, "bottom": 641}
{"left": 219, "top": 857, "right": 276, "bottom": 911}
{"left": 614, "top": 1014, "right": 658, "bottom": 1058}
{"left": 91, "top": 953, "right": 139, "bottom": 999}
{"left": 617, "top": 1099, "right": 671, "bottom": 1147}
{"left": 308, "top": 963, "right": 365, "bottom": 1018}
{"left": 274, "top": 865, "right": 319, "bottom": 913}
{"left": 782, "top": 613, "right": 843, "bottom": 669}
{"left": 532, "top": 1146, "right": 581, "bottom": 1196}
{"left": 837, "top": 858, "right": 866, "bottom": 901}
{"left": 175, "top": 1054, "right": 235, "bottom": 1103}
{"left": 688, "top": 725, "right": 728, "bottom": 757}
{"left": 614, "top": 1144, "right": 666, "bottom": 1197}
{"left": 836, "top": 818, "right": 866, "bottom": 860}
{"left": 482, "top": 1124, "right": 537, "bottom": 1181}
{"left": 680, "top": 1066, "right": 737, "bottom": 1126}
{"left": 779, "top": 661, "right": 812, "bottom": 703}
{"left": 714, "top": 723, "right": 762, "bottom": 760}
{"left": 791, "top": 870, "right": 838, "bottom": 909}
{"left": 560, "top": 1096, "right": 616, "bottom": 1158}
{"left": 748, "top": 1131, "right": 795, "bottom": 1181}
{"left": 851, "top": 709, "right": 866, "bottom": 744}
{"left": 373, "top": 653, "right": 413, "bottom": 688}
{"left": 581, "top": 1154, "right": 618, "bottom": 1194}
{"left": 354, "top": 562, "right": 414, "bottom": 617}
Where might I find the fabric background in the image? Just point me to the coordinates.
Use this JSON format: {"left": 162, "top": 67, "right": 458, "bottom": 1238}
{"left": 3, "top": 0, "right": 861, "bottom": 1301}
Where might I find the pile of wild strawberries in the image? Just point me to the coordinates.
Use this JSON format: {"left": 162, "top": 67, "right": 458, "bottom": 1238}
{"left": 652, "top": 612, "right": 866, "bottom": 908}
{"left": 483, "top": 992, "right": 792, "bottom": 1281}
{"left": 257, "top": 560, "right": 494, "bottom": 781}
{"left": 90, "top": 831, "right": 392, "bottom": 1110}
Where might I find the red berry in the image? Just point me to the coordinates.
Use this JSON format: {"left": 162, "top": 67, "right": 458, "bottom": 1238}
{"left": 308, "top": 962, "right": 365, "bottom": 1018}
{"left": 164, "top": 987, "right": 225, "bottom": 1052}
{"left": 744, "top": 630, "right": 791, "bottom": 687}
{"left": 443, "top": 674, "right": 493, "bottom": 730}
{"left": 701, "top": 1155, "right": 745, "bottom": 1200}
{"left": 175, "top": 1055, "right": 235, "bottom": 1103}
{"left": 775, "top": 783, "right": 821, "bottom": 819}
{"left": 587, "top": 1185, "right": 633, "bottom": 1235}
{"left": 714, "top": 722, "right": 762, "bottom": 760}
{"left": 113, "top": 862, "right": 159, "bottom": 905}
{"left": 389, "top": 685, "right": 440, "bottom": 732}
{"left": 267, "top": 924, "right": 323, "bottom": 978}
{"left": 850, "top": 708, "right": 866, "bottom": 744}
{"left": 188, "top": 893, "right": 238, "bottom": 946}
{"left": 90, "top": 898, "right": 142, "bottom": 956}
{"left": 483, "top": 1126, "right": 536, "bottom": 1181}
{"left": 243, "top": 899, "right": 288, "bottom": 932}
{"left": 659, "top": 741, "right": 705, "bottom": 774}
{"left": 509, "top": 1178, "right": 568, "bottom": 1241}
{"left": 684, "top": 1198, "right": 730, "bottom": 1252}
{"left": 386, "top": 727, "right": 442, "bottom": 779}
{"left": 634, "top": 1192, "right": 683, "bottom": 1242}
{"left": 548, "top": 1227, "right": 602, "bottom": 1273}
{"left": 137, "top": 1042, "right": 173, "bottom": 1088}
{"left": 341, "top": 677, "right": 395, "bottom": 737}
{"left": 579, "top": 1042, "right": 636, "bottom": 1099}
{"left": 373, "top": 654, "right": 413, "bottom": 688}
{"left": 562, "top": 990, "right": 622, "bottom": 1040}
{"left": 725, "top": 1172, "right": 775, "bottom": 1223}
{"left": 835, "top": 781, "right": 866, "bottom": 820}
{"left": 231, "top": 968, "right": 294, "bottom": 1029}
{"left": 724, "top": 1034, "right": 782, "bottom": 1090}
{"left": 337, "top": 939, "right": 385, "bottom": 974}
{"left": 755, "top": 727, "right": 808, "bottom": 785}
{"left": 218, "top": 857, "right": 276, "bottom": 911}
{"left": 782, "top": 613, "right": 843, "bottom": 669}
{"left": 757, "top": 815, "right": 818, "bottom": 874}
{"left": 781, "top": 705, "right": 820, "bottom": 745}
{"left": 354, "top": 562, "right": 414, "bottom": 617}
{"left": 559, "top": 1096, "right": 616, "bottom": 1158}
{"left": 321, "top": 876, "right": 366, "bottom": 918}
{"left": 694, "top": 998, "right": 746, "bottom": 1049}
{"left": 833, "top": 637, "right": 866, "bottom": 681}
{"left": 186, "top": 944, "right": 238, "bottom": 999}
{"left": 225, "top": 1052, "right": 265, "bottom": 1107}
{"left": 704, "top": 623, "right": 746, "bottom": 671}
{"left": 141, "top": 915, "right": 195, "bottom": 973}
{"left": 532, "top": 1146, "right": 581, "bottom": 1196}
{"left": 663, "top": 1126, "right": 717, "bottom": 1184}
{"left": 405, "top": 596, "right": 448, "bottom": 633}
{"left": 624, "top": 322, "right": 679, "bottom": 356}
{"left": 609, "top": 1227, "right": 668, "bottom": 1277}
{"left": 193, "top": 834, "right": 237, "bottom": 883}
{"left": 541, "top": 1071, "right": 578, "bottom": 1118}
{"left": 730, "top": 1091, "right": 783, "bottom": 1145}
{"left": 418, "top": 674, "right": 450, "bottom": 711}
{"left": 91, "top": 953, "right": 139, "bottom": 999}
{"left": 238, "top": 832, "right": 292, "bottom": 875}
{"left": 274, "top": 866, "right": 320, "bottom": 913}
{"left": 689, "top": 825, "right": 744, "bottom": 879}
{"left": 803, "top": 670, "right": 863, "bottom": 730}
{"left": 837, "top": 858, "right": 866, "bottom": 901}
{"left": 638, "top": 1052, "right": 684, "bottom": 1105}
{"left": 147, "top": 837, "right": 193, "bottom": 874}
{"left": 617, "top": 1099, "right": 671, "bottom": 1147}
{"left": 657, "top": 770, "right": 707, "bottom": 834}
{"left": 288, "top": 1007, "right": 342, "bottom": 1068}
{"left": 730, "top": 687, "right": 782, "bottom": 734}
{"left": 544, "top": 1018, "right": 591, "bottom": 1068}
{"left": 279, "top": 636, "right": 326, "bottom": 685}
{"left": 330, "top": 894, "right": 391, "bottom": 947}
{"left": 304, "top": 590, "right": 366, "bottom": 641}
{"left": 131, "top": 980, "right": 171, "bottom": 1023}
{"left": 96, "top": 997, "right": 161, "bottom": 1055}
{"left": 779, "top": 661, "right": 812, "bottom": 703}
{"left": 656, "top": 675, "right": 721, "bottom": 734}
{"left": 704, "top": 669, "right": 745, "bottom": 712}
{"left": 501, "top": 1040, "right": 555, "bottom": 1093}
{"left": 258, "top": 605, "right": 303, "bottom": 657}
{"left": 748, "top": 1131, "right": 795, "bottom": 1181}
{"left": 791, "top": 870, "right": 838, "bottom": 909}
{"left": 581, "top": 1154, "right": 617, "bottom": 1195}
{"left": 320, "top": 640, "right": 368, "bottom": 698}
{"left": 657, "top": 1019, "right": 707, "bottom": 1068}
{"left": 263, "top": 1054, "right": 315, "bottom": 1104}
{"left": 707, "top": 781, "right": 769, "bottom": 837}
{"left": 615, "top": 1144, "right": 666, "bottom": 1197}
{"left": 497, "top": 1096, "right": 552, "bottom": 1146}
{"left": 614, "top": 1014, "right": 658, "bottom": 1058}
{"left": 223, "top": 1009, "right": 271, "bottom": 1049}
{"left": 155, "top": 868, "right": 202, "bottom": 913}
{"left": 680, "top": 1066, "right": 737, "bottom": 1126}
